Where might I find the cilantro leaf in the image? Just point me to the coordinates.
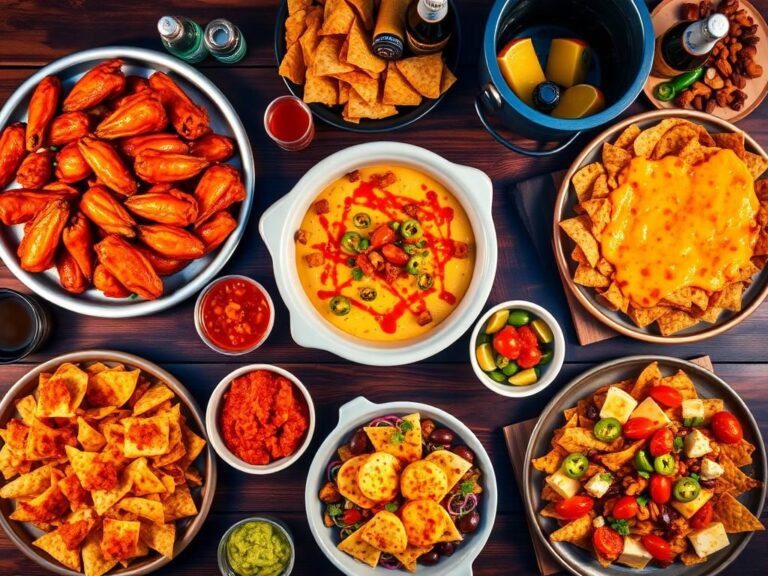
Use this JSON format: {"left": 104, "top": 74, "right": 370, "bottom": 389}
{"left": 673, "top": 436, "right": 684, "bottom": 452}
{"left": 460, "top": 481, "right": 475, "bottom": 496}
{"left": 599, "top": 473, "right": 613, "bottom": 483}
{"left": 351, "top": 267, "right": 363, "bottom": 281}
{"left": 610, "top": 519, "right": 630, "bottom": 536}
{"left": 327, "top": 503, "right": 342, "bottom": 517}
{"left": 399, "top": 420, "right": 414, "bottom": 433}
{"left": 391, "top": 430, "right": 405, "bottom": 444}
{"left": 385, "top": 502, "right": 399, "bottom": 513}
{"left": 637, "top": 494, "right": 650, "bottom": 507}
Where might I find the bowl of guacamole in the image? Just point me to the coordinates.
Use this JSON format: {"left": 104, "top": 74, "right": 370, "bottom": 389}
{"left": 218, "top": 516, "right": 295, "bottom": 576}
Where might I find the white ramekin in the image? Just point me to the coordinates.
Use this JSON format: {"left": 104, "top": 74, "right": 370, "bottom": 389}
{"left": 258, "top": 142, "right": 497, "bottom": 366}
{"left": 469, "top": 300, "right": 565, "bottom": 398}
{"left": 205, "top": 364, "right": 315, "bottom": 475}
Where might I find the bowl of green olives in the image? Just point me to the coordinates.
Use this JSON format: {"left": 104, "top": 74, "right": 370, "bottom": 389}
{"left": 470, "top": 300, "right": 565, "bottom": 398}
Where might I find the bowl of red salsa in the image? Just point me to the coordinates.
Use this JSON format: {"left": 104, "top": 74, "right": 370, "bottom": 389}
{"left": 195, "top": 275, "right": 275, "bottom": 355}
{"left": 205, "top": 364, "right": 315, "bottom": 475}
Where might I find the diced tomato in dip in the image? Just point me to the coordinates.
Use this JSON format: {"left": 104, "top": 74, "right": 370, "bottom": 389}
{"left": 220, "top": 370, "right": 309, "bottom": 465}
{"left": 200, "top": 278, "right": 271, "bottom": 352}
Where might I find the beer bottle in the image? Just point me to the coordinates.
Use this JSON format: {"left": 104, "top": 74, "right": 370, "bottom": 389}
{"left": 372, "top": 0, "right": 410, "bottom": 60}
{"left": 406, "top": 0, "right": 453, "bottom": 55}
{"left": 157, "top": 16, "right": 208, "bottom": 64}
{"left": 653, "top": 14, "right": 729, "bottom": 77}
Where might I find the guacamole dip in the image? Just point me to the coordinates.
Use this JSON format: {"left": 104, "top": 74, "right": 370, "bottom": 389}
{"left": 226, "top": 520, "right": 292, "bottom": 576}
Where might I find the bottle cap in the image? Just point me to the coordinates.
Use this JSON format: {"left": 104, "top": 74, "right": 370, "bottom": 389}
{"left": 205, "top": 19, "right": 239, "bottom": 53}
{"left": 532, "top": 81, "right": 561, "bottom": 112}
{"left": 157, "top": 16, "right": 183, "bottom": 40}
{"left": 423, "top": 0, "right": 448, "bottom": 9}
{"left": 705, "top": 14, "right": 729, "bottom": 39}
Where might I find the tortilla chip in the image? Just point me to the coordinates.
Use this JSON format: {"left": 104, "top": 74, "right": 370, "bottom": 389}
{"left": 594, "top": 439, "right": 645, "bottom": 472}
{"left": 124, "top": 457, "right": 166, "bottom": 496}
{"left": 657, "top": 309, "right": 698, "bottom": 336}
{"left": 540, "top": 502, "right": 567, "bottom": 519}
{"left": 681, "top": 550, "right": 708, "bottom": 565}
{"left": 82, "top": 531, "right": 119, "bottom": 576}
{"left": 400, "top": 460, "right": 448, "bottom": 501}
{"left": 718, "top": 454, "right": 762, "bottom": 495}
{"left": 87, "top": 368, "right": 139, "bottom": 409}
{"left": 346, "top": 0, "right": 374, "bottom": 29}
{"left": 571, "top": 162, "right": 605, "bottom": 202}
{"left": 532, "top": 447, "right": 566, "bottom": 474}
{"left": 279, "top": 41, "right": 306, "bottom": 85}
{"left": 701, "top": 399, "right": 724, "bottom": 422}
{"left": 560, "top": 216, "right": 599, "bottom": 267}
{"left": 314, "top": 35, "right": 354, "bottom": 77}
{"left": 321, "top": 0, "right": 356, "bottom": 35}
{"left": 396, "top": 54, "right": 443, "bottom": 99}
{"left": 744, "top": 151, "right": 768, "bottom": 179}
{"left": 660, "top": 286, "right": 693, "bottom": 310}
{"left": 26, "top": 419, "right": 75, "bottom": 461}
{"left": 713, "top": 132, "right": 746, "bottom": 159}
{"left": 653, "top": 124, "right": 700, "bottom": 159}
{"left": 557, "top": 427, "right": 618, "bottom": 453}
{"left": 101, "top": 518, "right": 141, "bottom": 561}
{"left": 33, "top": 529, "right": 82, "bottom": 571}
{"left": 719, "top": 439, "right": 756, "bottom": 467}
{"left": 335, "top": 70, "right": 379, "bottom": 104}
{"left": 304, "top": 69, "right": 339, "bottom": 105}
{"left": 392, "top": 545, "right": 433, "bottom": 572}
{"left": 550, "top": 513, "right": 593, "bottom": 543}
{"left": 288, "top": 0, "right": 312, "bottom": 15}
{"left": 118, "top": 497, "right": 165, "bottom": 525}
{"left": 345, "top": 18, "right": 385, "bottom": 74}
{"left": 347, "top": 90, "right": 397, "bottom": 119}
{"left": 285, "top": 9, "right": 307, "bottom": 47}
{"left": 424, "top": 449, "right": 472, "bottom": 495}
{"left": 660, "top": 370, "right": 697, "bottom": 400}
{"left": 574, "top": 264, "right": 610, "bottom": 288}
{"left": 122, "top": 415, "right": 170, "bottom": 458}
{"left": 140, "top": 521, "right": 175, "bottom": 558}
{"left": 440, "top": 65, "right": 457, "bottom": 94}
{"left": 9, "top": 471, "right": 66, "bottom": 523}
{"left": 436, "top": 506, "right": 463, "bottom": 543}
{"left": 364, "top": 413, "right": 422, "bottom": 462}
{"left": 162, "top": 483, "right": 197, "bottom": 521}
{"left": 614, "top": 124, "right": 641, "bottom": 149}
{"left": 633, "top": 118, "right": 686, "bottom": 158}
{"left": 628, "top": 304, "right": 671, "bottom": 328}
{"left": 712, "top": 492, "right": 764, "bottom": 532}
{"left": 338, "top": 527, "right": 381, "bottom": 567}
{"left": 541, "top": 484, "right": 561, "bottom": 502}
{"left": 361, "top": 510, "right": 408, "bottom": 554}
{"left": 711, "top": 283, "right": 743, "bottom": 312}
{"left": 383, "top": 62, "right": 422, "bottom": 106}
{"left": 132, "top": 384, "right": 175, "bottom": 416}
{"left": 77, "top": 417, "right": 106, "bottom": 452}
{"left": 698, "top": 305, "right": 723, "bottom": 323}
{"left": 602, "top": 142, "right": 632, "bottom": 178}
{"left": 92, "top": 473, "right": 132, "bottom": 516}
{"left": 16, "top": 395, "right": 37, "bottom": 425}
{"left": 36, "top": 363, "right": 88, "bottom": 418}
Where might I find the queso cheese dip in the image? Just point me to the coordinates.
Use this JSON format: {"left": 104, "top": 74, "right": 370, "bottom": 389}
{"left": 295, "top": 165, "right": 475, "bottom": 341}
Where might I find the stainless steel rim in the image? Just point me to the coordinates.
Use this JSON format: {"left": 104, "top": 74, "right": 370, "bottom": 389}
{"left": 0, "top": 46, "right": 255, "bottom": 318}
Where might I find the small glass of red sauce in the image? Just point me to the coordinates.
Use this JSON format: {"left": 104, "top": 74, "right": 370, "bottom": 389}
{"left": 263, "top": 95, "right": 315, "bottom": 151}
{"left": 194, "top": 275, "right": 274, "bottom": 355}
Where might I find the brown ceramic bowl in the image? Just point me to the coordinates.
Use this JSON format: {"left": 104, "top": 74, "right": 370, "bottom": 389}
{"left": 0, "top": 350, "right": 217, "bottom": 575}
{"left": 553, "top": 109, "right": 768, "bottom": 343}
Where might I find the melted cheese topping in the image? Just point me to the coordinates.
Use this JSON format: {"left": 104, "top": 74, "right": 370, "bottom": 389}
{"left": 600, "top": 149, "right": 759, "bottom": 307}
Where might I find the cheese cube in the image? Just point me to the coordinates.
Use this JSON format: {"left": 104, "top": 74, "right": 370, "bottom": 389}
{"left": 630, "top": 397, "right": 671, "bottom": 430}
{"left": 684, "top": 429, "right": 712, "bottom": 458}
{"left": 600, "top": 387, "right": 638, "bottom": 424}
{"left": 545, "top": 470, "right": 581, "bottom": 499}
{"left": 682, "top": 399, "right": 705, "bottom": 420}
{"left": 618, "top": 536, "right": 653, "bottom": 569}
{"left": 592, "top": 515, "right": 605, "bottom": 528}
{"left": 688, "top": 522, "right": 729, "bottom": 558}
{"left": 701, "top": 458, "right": 725, "bottom": 481}
{"left": 671, "top": 489, "right": 713, "bottom": 519}
{"left": 584, "top": 472, "right": 613, "bottom": 499}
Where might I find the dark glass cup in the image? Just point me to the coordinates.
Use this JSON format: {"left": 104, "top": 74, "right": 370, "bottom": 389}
{"left": 0, "top": 289, "right": 51, "bottom": 364}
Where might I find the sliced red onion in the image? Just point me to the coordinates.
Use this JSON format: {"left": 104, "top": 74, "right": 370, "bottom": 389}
{"left": 368, "top": 415, "right": 401, "bottom": 427}
{"left": 326, "top": 460, "right": 342, "bottom": 482}
{"left": 379, "top": 554, "right": 402, "bottom": 570}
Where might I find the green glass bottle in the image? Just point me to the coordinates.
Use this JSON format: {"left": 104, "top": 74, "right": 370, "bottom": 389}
{"left": 158, "top": 16, "right": 208, "bottom": 64}
{"left": 204, "top": 19, "right": 247, "bottom": 64}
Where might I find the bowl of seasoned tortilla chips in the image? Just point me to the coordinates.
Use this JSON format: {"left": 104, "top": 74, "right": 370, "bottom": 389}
{"left": 0, "top": 350, "right": 215, "bottom": 576}
{"left": 524, "top": 356, "right": 766, "bottom": 576}
{"left": 275, "top": 0, "right": 460, "bottom": 131}
{"left": 305, "top": 396, "right": 497, "bottom": 575}
{"left": 554, "top": 109, "right": 768, "bottom": 343}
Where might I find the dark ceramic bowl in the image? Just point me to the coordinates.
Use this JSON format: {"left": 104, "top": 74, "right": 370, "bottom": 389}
{"left": 273, "top": 0, "right": 461, "bottom": 133}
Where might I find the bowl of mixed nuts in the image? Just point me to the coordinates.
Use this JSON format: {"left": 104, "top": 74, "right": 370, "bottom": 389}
{"left": 644, "top": 0, "right": 768, "bottom": 121}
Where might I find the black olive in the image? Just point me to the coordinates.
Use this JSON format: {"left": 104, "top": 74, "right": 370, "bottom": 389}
{"left": 418, "top": 550, "right": 440, "bottom": 565}
{"left": 430, "top": 428, "right": 455, "bottom": 446}
{"left": 450, "top": 445, "right": 475, "bottom": 464}
{"left": 349, "top": 430, "right": 370, "bottom": 455}
{"left": 585, "top": 402, "right": 599, "bottom": 421}
{"left": 457, "top": 510, "right": 480, "bottom": 534}
{"left": 435, "top": 542, "right": 455, "bottom": 556}
{"left": 700, "top": 479, "right": 716, "bottom": 490}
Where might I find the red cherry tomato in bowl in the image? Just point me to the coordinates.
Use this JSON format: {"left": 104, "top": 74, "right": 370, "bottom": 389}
{"left": 612, "top": 495, "right": 639, "bottom": 519}
{"left": 517, "top": 325, "right": 538, "bottom": 348}
{"left": 342, "top": 508, "right": 362, "bottom": 525}
{"left": 553, "top": 495, "right": 594, "bottom": 520}
{"left": 649, "top": 385, "right": 683, "bottom": 408}
{"left": 642, "top": 534, "right": 674, "bottom": 562}
{"left": 711, "top": 411, "right": 743, "bottom": 444}
{"left": 593, "top": 526, "right": 623, "bottom": 560}
{"left": 649, "top": 428, "right": 674, "bottom": 457}
{"left": 623, "top": 417, "right": 655, "bottom": 440}
{"left": 492, "top": 326, "right": 521, "bottom": 360}
{"left": 649, "top": 474, "right": 672, "bottom": 504}
{"left": 517, "top": 346, "right": 542, "bottom": 369}
{"left": 690, "top": 501, "right": 714, "bottom": 530}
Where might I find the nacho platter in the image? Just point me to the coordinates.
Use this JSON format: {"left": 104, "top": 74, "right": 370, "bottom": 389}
{"left": 523, "top": 356, "right": 766, "bottom": 576}
{"left": 553, "top": 109, "right": 768, "bottom": 343}
{"left": 0, "top": 350, "right": 216, "bottom": 576}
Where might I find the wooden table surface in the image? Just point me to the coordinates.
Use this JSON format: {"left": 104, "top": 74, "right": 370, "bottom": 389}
{"left": 1, "top": 1, "right": 767, "bottom": 574}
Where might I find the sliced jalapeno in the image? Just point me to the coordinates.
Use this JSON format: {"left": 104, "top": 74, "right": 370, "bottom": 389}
{"left": 673, "top": 477, "right": 701, "bottom": 502}
{"left": 406, "top": 255, "right": 424, "bottom": 275}
{"left": 401, "top": 219, "right": 422, "bottom": 239}
{"left": 417, "top": 273, "right": 433, "bottom": 290}
{"left": 562, "top": 453, "right": 589, "bottom": 479}
{"left": 359, "top": 287, "right": 377, "bottom": 301}
{"left": 389, "top": 221, "right": 400, "bottom": 231}
{"left": 341, "top": 232, "right": 363, "bottom": 254}
{"left": 404, "top": 244, "right": 418, "bottom": 255}
{"left": 329, "top": 295, "right": 351, "bottom": 316}
{"left": 654, "top": 454, "right": 676, "bottom": 476}
{"left": 634, "top": 449, "right": 654, "bottom": 473}
{"left": 353, "top": 212, "right": 371, "bottom": 229}
{"left": 594, "top": 417, "right": 622, "bottom": 442}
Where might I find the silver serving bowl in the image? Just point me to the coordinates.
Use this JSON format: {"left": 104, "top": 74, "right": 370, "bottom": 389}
{"left": 0, "top": 46, "right": 255, "bottom": 318}
{"left": 0, "top": 350, "right": 218, "bottom": 575}
{"left": 523, "top": 356, "right": 766, "bottom": 576}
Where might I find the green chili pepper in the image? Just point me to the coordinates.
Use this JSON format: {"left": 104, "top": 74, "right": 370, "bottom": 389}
{"left": 495, "top": 354, "right": 510, "bottom": 369}
{"left": 653, "top": 67, "right": 704, "bottom": 102}
{"left": 673, "top": 477, "right": 701, "bottom": 502}
{"left": 417, "top": 272, "right": 433, "bottom": 290}
{"left": 634, "top": 449, "right": 654, "bottom": 473}
{"left": 359, "top": 287, "right": 377, "bottom": 301}
{"left": 353, "top": 213, "right": 371, "bottom": 229}
{"left": 341, "top": 232, "right": 363, "bottom": 254}
{"left": 488, "top": 370, "right": 507, "bottom": 383}
{"left": 539, "top": 349, "right": 554, "bottom": 365}
{"left": 502, "top": 361, "right": 519, "bottom": 376}
{"left": 329, "top": 296, "right": 351, "bottom": 316}
{"left": 401, "top": 219, "right": 422, "bottom": 239}
{"left": 507, "top": 309, "right": 531, "bottom": 327}
{"left": 389, "top": 221, "right": 400, "bottom": 231}
{"left": 594, "top": 417, "right": 622, "bottom": 442}
{"left": 562, "top": 453, "right": 589, "bottom": 479}
{"left": 406, "top": 255, "right": 424, "bottom": 275}
{"left": 654, "top": 454, "right": 676, "bottom": 475}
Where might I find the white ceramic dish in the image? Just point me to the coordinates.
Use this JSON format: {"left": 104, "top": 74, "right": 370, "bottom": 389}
{"left": 469, "top": 300, "right": 565, "bottom": 398}
{"left": 193, "top": 275, "right": 275, "bottom": 355}
{"left": 304, "top": 396, "right": 498, "bottom": 576}
{"left": 259, "top": 142, "right": 497, "bottom": 366}
{"left": 205, "top": 364, "right": 315, "bottom": 475}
